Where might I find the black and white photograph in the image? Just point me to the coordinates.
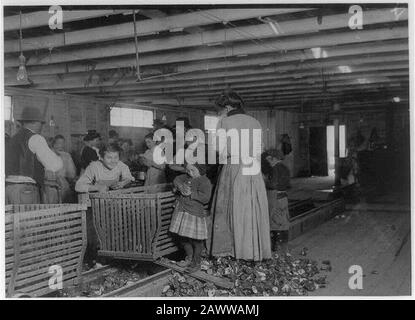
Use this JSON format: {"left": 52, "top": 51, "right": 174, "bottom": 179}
{"left": 0, "top": 0, "right": 413, "bottom": 302}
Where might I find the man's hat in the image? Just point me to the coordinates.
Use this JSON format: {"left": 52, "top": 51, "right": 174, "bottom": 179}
{"left": 83, "top": 129, "right": 101, "bottom": 141}
{"left": 17, "top": 106, "right": 45, "bottom": 123}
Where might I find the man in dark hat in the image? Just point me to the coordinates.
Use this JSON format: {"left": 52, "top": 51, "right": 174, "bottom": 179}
{"left": 5, "top": 106, "right": 63, "bottom": 204}
{"left": 108, "top": 129, "right": 119, "bottom": 145}
{"left": 80, "top": 130, "right": 101, "bottom": 171}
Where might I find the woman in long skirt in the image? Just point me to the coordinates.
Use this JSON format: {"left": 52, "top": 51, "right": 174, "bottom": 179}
{"left": 207, "top": 91, "right": 272, "bottom": 261}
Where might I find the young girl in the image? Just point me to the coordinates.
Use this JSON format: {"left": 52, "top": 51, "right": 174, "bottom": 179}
{"left": 263, "top": 149, "right": 291, "bottom": 249}
{"left": 139, "top": 133, "right": 166, "bottom": 186}
{"left": 169, "top": 162, "right": 212, "bottom": 272}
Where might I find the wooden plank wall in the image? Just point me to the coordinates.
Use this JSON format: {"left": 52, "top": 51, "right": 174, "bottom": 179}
{"left": 4, "top": 87, "right": 204, "bottom": 155}
{"left": 5, "top": 88, "right": 110, "bottom": 154}
{"left": 300, "top": 110, "right": 409, "bottom": 149}
{"left": 113, "top": 107, "right": 204, "bottom": 154}
{"left": 246, "top": 109, "right": 300, "bottom": 176}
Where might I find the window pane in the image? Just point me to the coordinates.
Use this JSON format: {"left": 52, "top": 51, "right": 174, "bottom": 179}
{"left": 110, "top": 107, "right": 153, "bottom": 128}
{"left": 4, "top": 96, "right": 12, "bottom": 121}
{"left": 143, "top": 110, "right": 154, "bottom": 128}
{"left": 136, "top": 109, "right": 144, "bottom": 127}
{"left": 110, "top": 107, "right": 121, "bottom": 126}
{"left": 340, "top": 125, "right": 346, "bottom": 158}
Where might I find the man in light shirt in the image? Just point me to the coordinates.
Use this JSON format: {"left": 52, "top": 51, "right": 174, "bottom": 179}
{"left": 5, "top": 106, "right": 63, "bottom": 204}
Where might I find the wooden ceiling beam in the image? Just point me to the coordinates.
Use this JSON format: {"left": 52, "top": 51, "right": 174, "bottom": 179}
{"left": 4, "top": 21, "right": 408, "bottom": 69}
{"left": 5, "top": 8, "right": 310, "bottom": 52}
{"left": 7, "top": 51, "right": 407, "bottom": 89}
{"left": 4, "top": 9, "right": 129, "bottom": 32}
{"left": 240, "top": 89, "right": 407, "bottom": 101}
{"left": 58, "top": 69, "right": 408, "bottom": 97}
{"left": 91, "top": 77, "right": 408, "bottom": 101}
{"left": 88, "top": 82, "right": 405, "bottom": 99}
{"left": 243, "top": 97, "right": 408, "bottom": 109}
{"left": 5, "top": 36, "right": 408, "bottom": 79}
{"left": 104, "top": 88, "right": 407, "bottom": 108}
{"left": 139, "top": 10, "right": 167, "bottom": 19}
{"left": 10, "top": 55, "right": 408, "bottom": 92}
{"left": 178, "top": 85, "right": 407, "bottom": 100}
{"left": 56, "top": 58, "right": 409, "bottom": 94}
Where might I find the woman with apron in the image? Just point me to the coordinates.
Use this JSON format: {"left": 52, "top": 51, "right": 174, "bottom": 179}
{"left": 208, "top": 90, "right": 272, "bottom": 261}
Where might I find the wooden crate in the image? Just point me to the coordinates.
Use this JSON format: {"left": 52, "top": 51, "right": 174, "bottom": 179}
{"left": 5, "top": 204, "right": 87, "bottom": 297}
{"left": 89, "top": 183, "right": 179, "bottom": 261}
{"left": 78, "top": 183, "right": 171, "bottom": 207}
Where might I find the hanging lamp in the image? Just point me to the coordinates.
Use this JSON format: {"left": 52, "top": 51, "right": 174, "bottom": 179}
{"left": 132, "top": 10, "right": 142, "bottom": 81}
{"left": 16, "top": 11, "right": 29, "bottom": 83}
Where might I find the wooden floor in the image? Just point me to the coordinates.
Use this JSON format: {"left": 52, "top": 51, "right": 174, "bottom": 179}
{"left": 288, "top": 197, "right": 411, "bottom": 296}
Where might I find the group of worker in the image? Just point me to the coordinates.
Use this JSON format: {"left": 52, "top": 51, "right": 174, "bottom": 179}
{"left": 5, "top": 95, "right": 292, "bottom": 270}
{"left": 4, "top": 106, "right": 190, "bottom": 205}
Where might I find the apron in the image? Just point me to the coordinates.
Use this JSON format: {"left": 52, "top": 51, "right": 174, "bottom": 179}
{"left": 267, "top": 190, "right": 290, "bottom": 231}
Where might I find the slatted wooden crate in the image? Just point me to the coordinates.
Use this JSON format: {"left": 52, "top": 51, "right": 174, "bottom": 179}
{"left": 89, "top": 183, "right": 179, "bottom": 261}
{"left": 5, "top": 204, "right": 87, "bottom": 297}
{"left": 78, "top": 183, "right": 171, "bottom": 207}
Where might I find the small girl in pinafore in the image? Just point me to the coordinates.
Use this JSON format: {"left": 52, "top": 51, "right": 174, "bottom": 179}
{"left": 169, "top": 162, "right": 212, "bottom": 272}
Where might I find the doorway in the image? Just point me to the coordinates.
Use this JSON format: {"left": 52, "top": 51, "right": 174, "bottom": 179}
{"left": 309, "top": 127, "right": 328, "bottom": 176}
{"left": 326, "top": 125, "right": 346, "bottom": 176}
{"left": 309, "top": 125, "right": 346, "bottom": 177}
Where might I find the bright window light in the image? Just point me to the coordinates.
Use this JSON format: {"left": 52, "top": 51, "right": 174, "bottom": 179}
{"left": 357, "top": 78, "right": 371, "bottom": 84}
{"left": 110, "top": 107, "right": 153, "bottom": 128}
{"left": 327, "top": 125, "right": 347, "bottom": 175}
{"left": 4, "top": 96, "right": 12, "bottom": 121}
{"left": 338, "top": 66, "right": 352, "bottom": 73}
{"left": 310, "top": 47, "right": 328, "bottom": 59}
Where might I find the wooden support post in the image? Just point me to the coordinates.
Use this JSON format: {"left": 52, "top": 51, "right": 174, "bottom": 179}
{"left": 333, "top": 103, "right": 341, "bottom": 187}
{"left": 386, "top": 103, "right": 395, "bottom": 149}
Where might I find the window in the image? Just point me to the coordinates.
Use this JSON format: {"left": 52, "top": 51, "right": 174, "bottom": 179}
{"left": 204, "top": 115, "right": 220, "bottom": 132}
{"left": 4, "top": 96, "right": 12, "bottom": 121}
{"left": 110, "top": 107, "right": 153, "bottom": 128}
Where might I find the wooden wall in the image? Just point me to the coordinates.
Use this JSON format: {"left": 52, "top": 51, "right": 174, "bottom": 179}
{"left": 13, "top": 87, "right": 404, "bottom": 180}
{"left": 4, "top": 87, "right": 303, "bottom": 177}
{"left": 5, "top": 88, "right": 110, "bottom": 154}
{"left": 4, "top": 87, "right": 205, "bottom": 156}
{"left": 111, "top": 106, "right": 204, "bottom": 154}
{"left": 246, "top": 109, "right": 300, "bottom": 176}
{"left": 295, "top": 107, "right": 410, "bottom": 176}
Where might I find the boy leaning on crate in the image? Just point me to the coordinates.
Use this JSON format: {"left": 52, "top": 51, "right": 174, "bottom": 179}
{"left": 169, "top": 161, "right": 212, "bottom": 272}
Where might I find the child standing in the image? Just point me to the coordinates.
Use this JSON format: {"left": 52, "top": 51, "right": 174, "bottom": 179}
{"left": 263, "top": 149, "right": 291, "bottom": 249}
{"left": 169, "top": 163, "right": 212, "bottom": 272}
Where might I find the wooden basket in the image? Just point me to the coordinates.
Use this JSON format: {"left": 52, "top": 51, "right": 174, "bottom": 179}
{"left": 5, "top": 204, "right": 87, "bottom": 297}
{"left": 89, "top": 183, "right": 178, "bottom": 261}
